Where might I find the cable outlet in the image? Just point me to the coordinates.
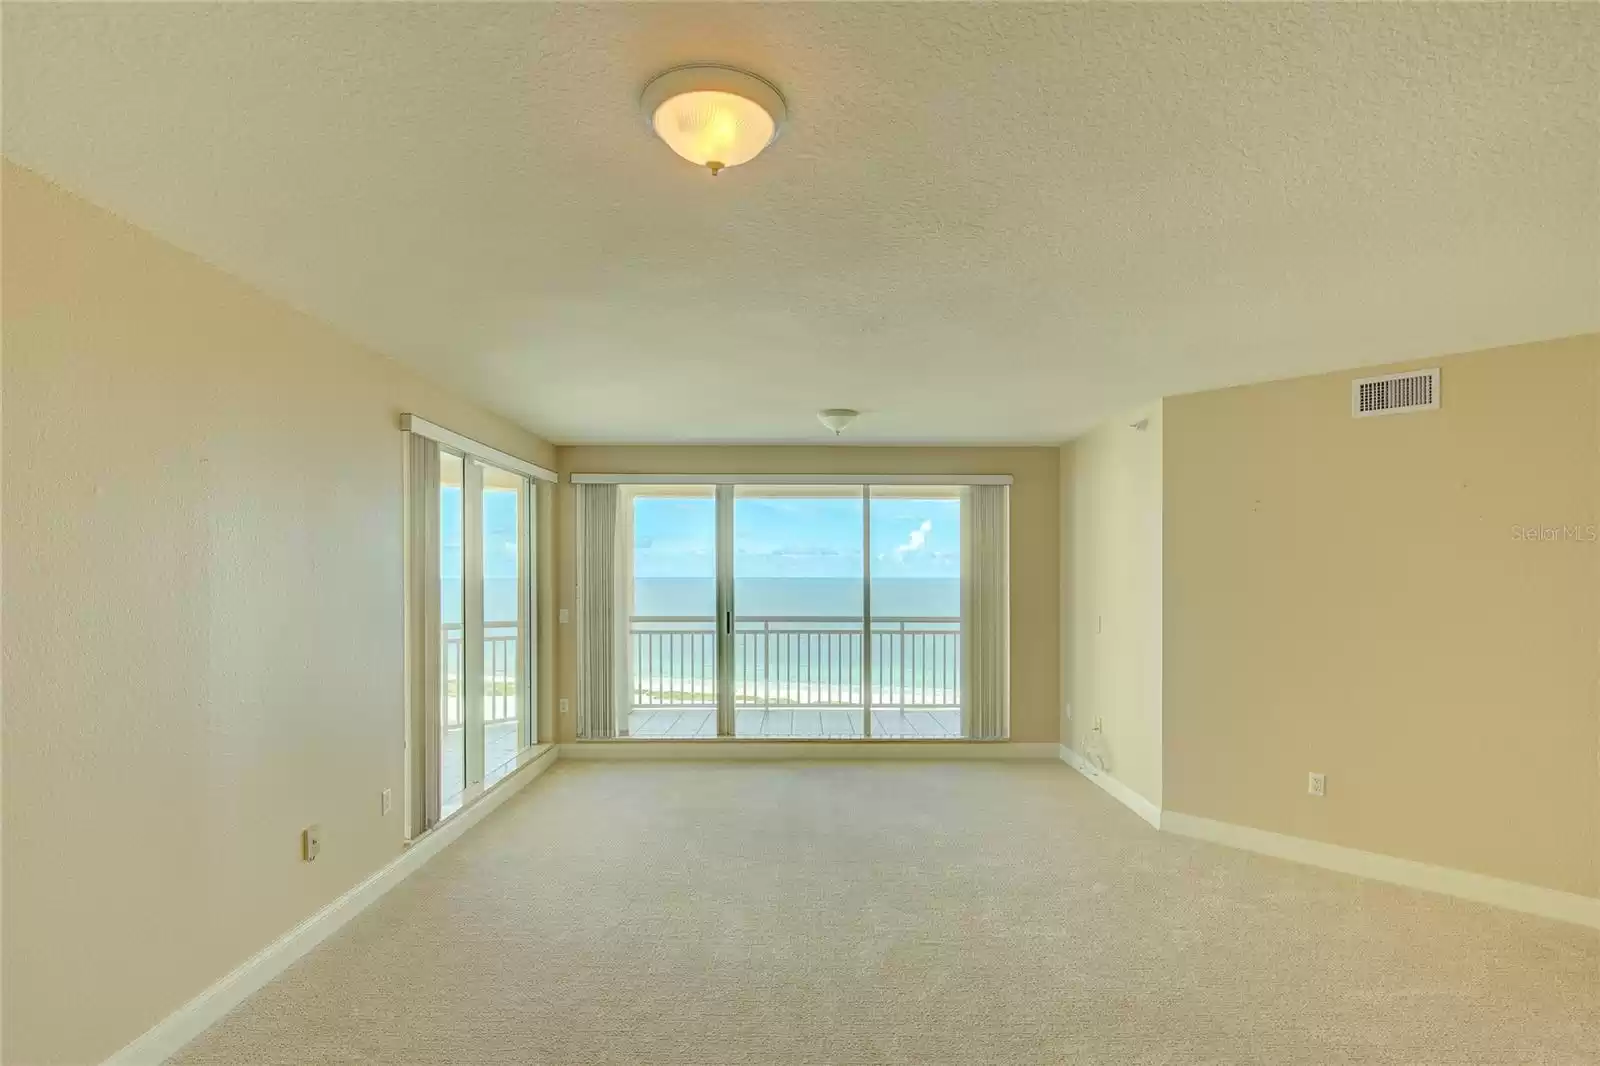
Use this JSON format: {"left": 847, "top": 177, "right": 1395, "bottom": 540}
{"left": 1308, "top": 772, "right": 1326, "bottom": 797}
{"left": 301, "top": 825, "right": 322, "bottom": 862}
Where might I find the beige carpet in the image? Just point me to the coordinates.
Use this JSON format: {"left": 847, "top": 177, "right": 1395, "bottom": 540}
{"left": 175, "top": 762, "right": 1599, "bottom": 1065}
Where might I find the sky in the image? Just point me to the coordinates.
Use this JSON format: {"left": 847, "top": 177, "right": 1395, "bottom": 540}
{"left": 440, "top": 486, "right": 520, "bottom": 623}
{"left": 437, "top": 488, "right": 960, "bottom": 622}
{"left": 632, "top": 494, "right": 960, "bottom": 580}
{"left": 440, "top": 486, "right": 519, "bottom": 577}
{"left": 440, "top": 489, "right": 960, "bottom": 582}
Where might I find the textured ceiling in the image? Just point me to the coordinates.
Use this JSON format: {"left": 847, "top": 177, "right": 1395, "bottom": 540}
{"left": 5, "top": 3, "right": 1597, "bottom": 443}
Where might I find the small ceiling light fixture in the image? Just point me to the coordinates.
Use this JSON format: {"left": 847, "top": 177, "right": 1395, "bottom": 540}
{"left": 640, "top": 65, "right": 788, "bottom": 176}
{"left": 817, "top": 409, "right": 859, "bottom": 436}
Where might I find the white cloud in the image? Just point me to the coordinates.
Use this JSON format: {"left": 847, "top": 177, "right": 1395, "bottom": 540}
{"left": 894, "top": 519, "right": 933, "bottom": 558}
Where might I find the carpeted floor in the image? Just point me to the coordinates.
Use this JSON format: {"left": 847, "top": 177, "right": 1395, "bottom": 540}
{"left": 175, "top": 761, "right": 1599, "bottom": 1065}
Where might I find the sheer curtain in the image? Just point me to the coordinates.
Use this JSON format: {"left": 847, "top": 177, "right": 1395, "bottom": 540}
{"left": 405, "top": 433, "right": 443, "bottom": 836}
{"left": 962, "top": 485, "right": 1010, "bottom": 739}
{"left": 576, "top": 483, "right": 622, "bottom": 738}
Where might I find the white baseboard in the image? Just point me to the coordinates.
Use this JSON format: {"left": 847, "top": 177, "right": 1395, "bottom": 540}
{"left": 562, "top": 740, "right": 1059, "bottom": 761}
{"left": 1161, "top": 811, "right": 1600, "bottom": 931}
{"left": 102, "top": 744, "right": 560, "bottom": 1066}
{"left": 1056, "top": 746, "right": 1598, "bottom": 930}
{"left": 1058, "top": 745, "right": 1162, "bottom": 828}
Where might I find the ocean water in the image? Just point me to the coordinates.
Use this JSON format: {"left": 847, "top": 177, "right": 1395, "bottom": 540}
{"left": 633, "top": 576, "right": 959, "bottom": 618}
{"left": 444, "top": 576, "right": 959, "bottom": 624}
{"left": 630, "top": 577, "right": 962, "bottom": 707}
{"left": 442, "top": 576, "right": 963, "bottom": 705}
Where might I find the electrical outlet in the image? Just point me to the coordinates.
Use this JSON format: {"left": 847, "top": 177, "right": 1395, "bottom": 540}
{"left": 1093, "top": 716, "right": 1104, "bottom": 733}
{"left": 301, "top": 825, "right": 322, "bottom": 862}
{"left": 1065, "top": 702, "right": 1073, "bottom": 720}
{"left": 1308, "top": 772, "right": 1326, "bottom": 797}
{"left": 380, "top": 789, "right": 392, "bottom": 816}
{"left": 558, "top": 608, "right": 570, "bottom": 624}
{"left": 559, "top": 698, "right": 570, "bottom": 715}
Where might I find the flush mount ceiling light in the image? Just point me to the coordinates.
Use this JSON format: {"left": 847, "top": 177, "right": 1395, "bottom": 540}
{"left": 641, "top": 65, "right": 788, "bottom": 176}
{"left": 817, "top": 409, "right": 859, "bottom": 436}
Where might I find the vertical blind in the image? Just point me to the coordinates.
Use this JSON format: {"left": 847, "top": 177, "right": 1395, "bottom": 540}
{"left": 405, "top": 433, "right": 443, "bottom": 835}
{"left": 963, "top": 485, "right": 1009, "bottom": 739}
{"left": 576, "top": 483, "right": 621, "bottom": 739}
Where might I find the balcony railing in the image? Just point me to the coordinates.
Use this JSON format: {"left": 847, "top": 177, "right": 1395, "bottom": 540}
{"left": 442, "top": 622, "right": 519, "bottom": 728}
{"left": 629, "top": 615, "right": 961, "bottom": 712}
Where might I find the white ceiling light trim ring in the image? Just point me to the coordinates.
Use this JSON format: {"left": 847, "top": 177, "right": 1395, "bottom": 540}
{"left": 641, "top": 65, "right": 788, "bottom": 175}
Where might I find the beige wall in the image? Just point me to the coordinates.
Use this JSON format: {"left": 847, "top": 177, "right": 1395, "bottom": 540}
{"left": 1, "top": 163, "right": 556, "bottom": 1064}
{"left": 1163, "top": 335, "right": 1599, "bottom": 898}
{"left": 1060, "top": 404, "right": 1164, "bottom": 806}
{"left": 554, "top": 446, "right": 1061, "bottom": 744}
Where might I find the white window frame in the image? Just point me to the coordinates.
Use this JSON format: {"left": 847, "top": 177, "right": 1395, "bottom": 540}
{"left": 404, "top": 415, "right": 554, "bottom": 830}
{"left": 403, "top": 414, "right": 557, "bottom": 482}
{"left": 602, "top": 474, "right": 1007, "bottom": 739}
{"left": 571, "top": 473, "right": 1011, "bottom": 486}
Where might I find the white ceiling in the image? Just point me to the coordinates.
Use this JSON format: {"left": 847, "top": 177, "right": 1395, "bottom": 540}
{"left": 5, "top": 3, "right": 1597, "bottom": 444}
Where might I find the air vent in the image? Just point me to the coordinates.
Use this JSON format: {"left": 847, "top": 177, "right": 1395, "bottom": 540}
{"left": 1352, "top": 368, "right": 1439, "bottom": 418}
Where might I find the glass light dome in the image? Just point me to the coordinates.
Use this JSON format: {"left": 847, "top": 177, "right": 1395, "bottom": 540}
{"left": 652, "top": 90, "right": 776, "bottom": 174}
{"left": 641, "top": 67, "right": 787, "bottom": 175}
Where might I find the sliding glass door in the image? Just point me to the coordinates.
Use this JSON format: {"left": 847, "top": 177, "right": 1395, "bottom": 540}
{"left": 439, "top": 452, "right": 467, "bottom": 811}
{"left": 869, "top": 489, "right": 963, "bottom": 738}
{"left": 733, "top": 486, "right": 865, "bottom": 738}
{"left": 612, "top": 482, "right": 992, "bottom": 739}
{"left": 480, "top": 463, "right": 530, "bottom": 788}
{"left": 440, "top": 453, "right": 537, "bottom": 818}
{"left": 405, "top": 415, "right": 552, "bottom": 837}
{"left": 625, "top": 487, "right": 718, "bottom": 737}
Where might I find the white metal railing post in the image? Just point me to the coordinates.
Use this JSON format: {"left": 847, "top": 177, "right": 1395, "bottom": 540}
{"left": 441, "top": 622, "right": 523, "bottom": 727}
{"left": 622, "top": 614, "right": 959, "bottom": 725}
{"left": 898, "top": 620, "right": 907, "bottom": 712}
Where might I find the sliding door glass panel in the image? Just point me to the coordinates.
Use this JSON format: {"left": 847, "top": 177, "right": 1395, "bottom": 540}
{"left": 629, "top": 487, "right": 718, "bottom": 738}
{"left": 869, "top": 488, "right": 963, "bottom": 738}
{"left": 734, "top": 487, "right": 864, "bottom": 738}
{"left": 481, "top": 464, "right": 524, "bottom": 788}
{"left": 523, "top": 484, "right": 538, "bottom": 749}
{"left": 439, "top": 452, "right": 467, "bottom": 815}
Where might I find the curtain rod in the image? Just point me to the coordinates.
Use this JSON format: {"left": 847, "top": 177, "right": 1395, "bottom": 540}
{"left": 401, "top": 414, "right": 557, "bottom": 482}
{"left": 567, "top": 473, "right": 1013, "bottom": 486}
